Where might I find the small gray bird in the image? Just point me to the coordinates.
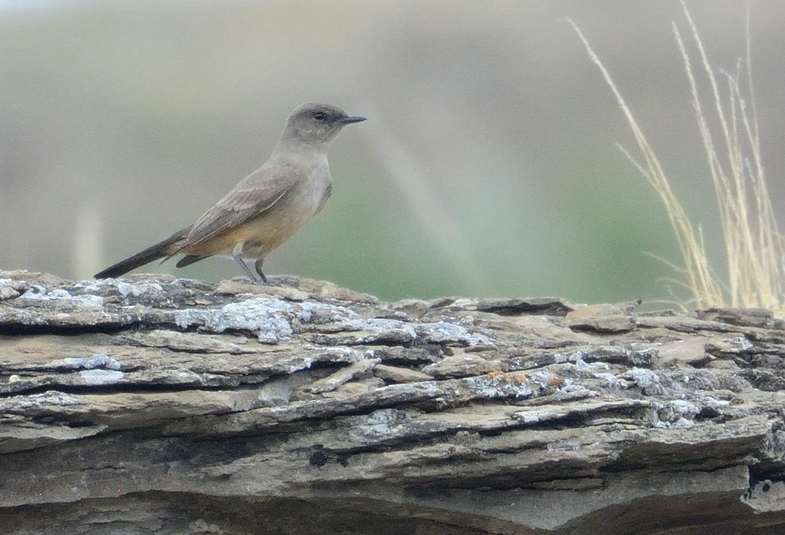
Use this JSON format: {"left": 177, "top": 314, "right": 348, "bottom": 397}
{"left": 95, "top": 103, "right": 365, "bottom": 283}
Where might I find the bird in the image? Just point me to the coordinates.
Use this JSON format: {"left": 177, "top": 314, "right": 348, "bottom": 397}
{"left": 95, "top": 103, "right": 366, "bottom": 284}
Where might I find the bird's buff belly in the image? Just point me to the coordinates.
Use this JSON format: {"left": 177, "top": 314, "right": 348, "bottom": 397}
{"left": 183, "top": 209, "right": 313, "bottom": 259}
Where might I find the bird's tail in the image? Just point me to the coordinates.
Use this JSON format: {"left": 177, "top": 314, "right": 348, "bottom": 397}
{"left": 94, "top": 228, "right": 189, "bottom": 279}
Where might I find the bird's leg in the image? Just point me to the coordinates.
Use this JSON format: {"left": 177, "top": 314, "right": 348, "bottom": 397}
{"left": 254, "top": 258, "right": 268, "bottom": 284}
{"left": 232, "top": 254, "right": 259, "bottom": 283}
{"left": 231, "top": 243, "right": 259, "bottom": 283}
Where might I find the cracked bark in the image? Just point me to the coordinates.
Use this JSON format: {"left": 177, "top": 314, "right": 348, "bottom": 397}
{"left": 0, "top": 270, "right": 784, "bottom": 534}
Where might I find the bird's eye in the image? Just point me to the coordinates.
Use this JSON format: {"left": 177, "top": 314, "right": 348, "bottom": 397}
{"left": 313, "top": 112, "right": 328, "bottom": 121}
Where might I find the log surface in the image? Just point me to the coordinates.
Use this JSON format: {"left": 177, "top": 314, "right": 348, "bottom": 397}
{"left": 1, "top": 270, "right": 784, "bottom": 534}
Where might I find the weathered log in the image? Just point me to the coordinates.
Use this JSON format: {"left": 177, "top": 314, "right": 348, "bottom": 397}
{"left": 0, "top": 270, "right": 784, "bottom": 534}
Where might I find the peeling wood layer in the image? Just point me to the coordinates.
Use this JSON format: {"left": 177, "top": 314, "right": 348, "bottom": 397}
{"left": 1, "top": 270, "right": 784, "bottom": 534}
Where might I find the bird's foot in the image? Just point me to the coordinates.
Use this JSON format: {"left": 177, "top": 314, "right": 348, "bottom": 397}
{"left": 232, "top": 254, "right": 263, "bottom": 285}
{"left": 254, "top": 258, "right": 268, "bottom": 285}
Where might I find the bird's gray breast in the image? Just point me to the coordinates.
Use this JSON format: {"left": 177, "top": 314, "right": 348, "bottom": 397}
{"left": 276, "top": 157, "right": 332, "bottom": 226}
{"left": 308, "top": 158, "right": 333, "bottom": 215}
{"left": 316, "top": 181, "right": 333, "bottom": 214}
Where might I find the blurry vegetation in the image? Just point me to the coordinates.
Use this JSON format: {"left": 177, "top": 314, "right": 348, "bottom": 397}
{"left": 1, "top": 1, "right": 784, "bottom": 304}
{"left": 570, "top": 1, "right": 785, "bottom": 311}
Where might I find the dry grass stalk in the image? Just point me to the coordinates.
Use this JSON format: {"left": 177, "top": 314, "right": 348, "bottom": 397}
{"left": 567, "top": 1, "right": 784, "bottom": 311}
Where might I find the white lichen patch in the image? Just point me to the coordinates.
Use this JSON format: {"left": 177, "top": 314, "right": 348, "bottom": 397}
{"left": 353, "top": 408, "right": 409, "bottom": 440}
{"left": 554, "top": 349, "right": 593, "bottom": 365}
{"left": 175, "top": 297, "right": 299, "bottom": 343}
{"left": 529, "top": 370, "right": 556, "bottom": 389}
{"left": 76, "top": 279, "right": 166, "bottom": 302}
{"left": 297, "top": 301, "right": 358, "bottom": 324}
{"left": 653, "top": 399, "right": 700, "bottom": 428}
{"left": 593, "top": 372, "right": 624, "bottom": 389}
{"left": 173, "top": 296, "right": 490, "bottom": 347}
{"left": 415, "top": 321, "right": 494, "bottom": 346}
{"left": 55, "top": 354, "right": 123, "bottom": 371}
{"left": 700, "top": 396, "right": 730, "bottom": 410}
{"left": 79, "top": 369, "right": 125, "bottom": 385}
{"left": 729, "top": 335, "right": 754, "bottom": 352}
{"left": 73, "top": 294, "right": 104, "bottom": 308}
{"left": 19, "top": 286, "right": 104, "bottom": 308}
{"left": 0, "top": 278, "right": 21, "bottom": 300}
{"left": 469, "top": 374, "right": 534, "bottom": 400}
{"left": 116, "top": 281, "right": 165, "bottom": 299}
{"left": 553, "top": 384, "right": 599, "bottom": 401}
{"left": 20, "top": 287, "right": 70, "bottom": 300}
{"left": 517, "top": 412, "right": 541, "bottom": 424}
{"left": 2, "top": 390, "right": 84, "bottom": 411}
{"left": 623, "top": 368, "right": 662, "bottom": 394}
{"left": 346, "top": 318, "right": 418, "bottom": 343}
{"left": 340, "top": 318, "right": 493, "bottom": 347}
{"left": 575, "top": 358, "right": 610, "bottom": 371}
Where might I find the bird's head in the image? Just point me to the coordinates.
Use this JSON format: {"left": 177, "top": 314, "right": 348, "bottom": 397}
{"left": 282, "top": 103, "right": 366, "bottom": 147}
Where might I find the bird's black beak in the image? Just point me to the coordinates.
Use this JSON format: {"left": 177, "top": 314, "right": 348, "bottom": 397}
{"left": 337, "top": 115, "right": 366, "bottom": 125}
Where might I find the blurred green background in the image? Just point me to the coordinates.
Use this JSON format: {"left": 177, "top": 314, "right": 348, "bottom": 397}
{"left": 1, "top": 0, "right": 784, "bottom": 302}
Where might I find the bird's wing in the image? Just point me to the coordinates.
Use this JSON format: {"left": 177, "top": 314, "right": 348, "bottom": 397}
{"left": 180, "top": 163, "right": 302, "bottom": 250}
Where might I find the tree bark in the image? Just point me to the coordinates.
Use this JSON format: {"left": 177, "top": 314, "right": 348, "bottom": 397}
{"left": 0, "top": 270, "right": 784, "bottom": 534}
